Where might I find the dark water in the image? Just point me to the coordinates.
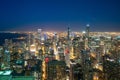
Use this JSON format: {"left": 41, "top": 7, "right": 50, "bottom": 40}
{"left": 0, "top": 33, "right": 27, "bottom": 46}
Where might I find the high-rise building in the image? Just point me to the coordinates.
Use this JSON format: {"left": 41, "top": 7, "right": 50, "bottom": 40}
{"left": 85, "top": 24, "right": 90, "bottom": 48}
{"left": 47, "top": 60, "right": 66, "bottom": 80}
{"left": 38, "top": 29, "right": 42, "bottom": 40}
{"left": 86, "top": 24, "right": 90, "bottom": 38}
{"left": 67, "top": 27, "right": 70, "bottom": 40}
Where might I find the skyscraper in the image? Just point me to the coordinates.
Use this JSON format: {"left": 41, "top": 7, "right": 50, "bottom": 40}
{"left": 38, "top": 29, "right": 42, "bottom": 40}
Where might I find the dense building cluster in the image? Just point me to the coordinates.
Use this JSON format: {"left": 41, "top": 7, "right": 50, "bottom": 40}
{"left": 0, "top": 28, "right": 120, "bottom": 80}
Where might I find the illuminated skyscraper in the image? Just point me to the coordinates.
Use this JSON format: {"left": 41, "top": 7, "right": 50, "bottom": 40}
{"left": 86, "top": 24, "right": 90, "bottom": 38}
{"left": 85, "top": 24, "right": 90, "bottom": 48}
{"left": 38, "top": 29, "right": 42, "bottom": 40}
{"left": 65, "top": 27, "right": 71, "bottom": 67}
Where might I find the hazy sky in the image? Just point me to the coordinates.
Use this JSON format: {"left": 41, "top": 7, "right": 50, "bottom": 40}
{"left": 0, "top": 0, "right": 120, "bottom": 31}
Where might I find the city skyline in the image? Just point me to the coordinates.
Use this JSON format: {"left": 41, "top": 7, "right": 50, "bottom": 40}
{"left": 0, "top": 0, "right": 120, "bottom": 31}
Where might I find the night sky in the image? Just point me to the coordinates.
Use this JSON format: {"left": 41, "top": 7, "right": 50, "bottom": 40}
{"left": 0, "top": 0, "right": 120, "bottom": 32}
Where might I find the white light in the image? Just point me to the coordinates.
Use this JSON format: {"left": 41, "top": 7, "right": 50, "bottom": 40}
{"left": 58, "top": 46, "right": 60, "bottom": 49}
{"left": 41, "top": 37, "right": 44, "bottom": 41}
{"left": 5, "top": 50, "right": 9, "bottom": 53}
{"left": 38, "top": 29, "right": 42, "bottom": 33}
{"left": 54, "top": 52, "right": 58, "bottom": 55}
{"left": 82, "top": 31, "right": 86, "bottom": 34}
{"left": 41, "top": 42, "right": 44, "bottom": 44}
{"left": 86, "top": 24, "right": 90, "bottom": 27}
{"left": 3, "top": 71, "right": 12, "bottom": 75}
{"left": 0, "top": 71, "right": 3, "bottom": 75}
{"left": 107, "top": 58, "right": 114, "bottom": 62}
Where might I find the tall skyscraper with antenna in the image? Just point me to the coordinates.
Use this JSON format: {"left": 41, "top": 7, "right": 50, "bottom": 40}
{"left": 28, "top": 33, "right": 31, "bottom": 51}
{"left": 86, "top": 24, "right": 90, "bottom": 39}
{"left": 67, "top": 27, "right": 70, "bottom": 40}
{"left": 85, "top": 24, "right": 90, "bottom": 48}
{"left": 38, "top": 29, "right": 42, "bottom": 40}
{"left": 65, "top": 27, "right": 71, "bottom": 67}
